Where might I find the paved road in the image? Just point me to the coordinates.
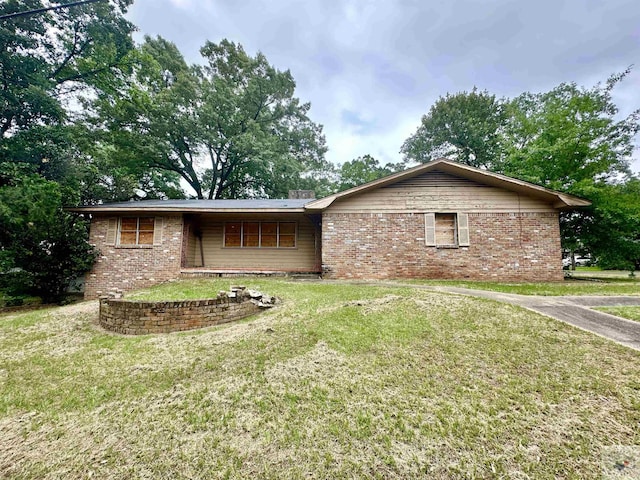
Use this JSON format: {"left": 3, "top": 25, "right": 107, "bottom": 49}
{"left": 431, "top": 287, "right": 640, "bottom": 351}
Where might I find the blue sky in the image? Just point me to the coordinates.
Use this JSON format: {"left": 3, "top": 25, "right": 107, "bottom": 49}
{"left": 127, "top": 0, "right": 640, "bottom": 173}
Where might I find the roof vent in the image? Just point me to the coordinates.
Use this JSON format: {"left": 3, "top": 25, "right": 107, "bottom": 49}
{"left": 288, "top": 190, "right": 315, "bottom": 199}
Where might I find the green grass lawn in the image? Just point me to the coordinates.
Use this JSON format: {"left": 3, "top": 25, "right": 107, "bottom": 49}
{"left": 596, "top": 306, "right": 640, "bottom": 322}
{"left": 1, "top": 278, "right": 639, "bottom": 478}
{"left": 406, "top": 278, "right": 640, "bottom": 296}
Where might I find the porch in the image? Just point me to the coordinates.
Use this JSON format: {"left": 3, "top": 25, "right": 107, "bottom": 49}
{"left": 181, "top": 212, "right": 322, "bottom": 274}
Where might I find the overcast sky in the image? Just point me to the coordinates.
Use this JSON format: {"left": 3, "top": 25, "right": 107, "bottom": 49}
{"left": 127, "top": 0, "right": 640, "bottom": 173}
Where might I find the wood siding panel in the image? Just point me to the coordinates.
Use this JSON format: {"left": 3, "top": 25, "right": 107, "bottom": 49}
{"left": 327, "top": 171, "right": 555, "bottom": 213}
{"left": 185, "top": 214, "right": 317, "bottom": 271}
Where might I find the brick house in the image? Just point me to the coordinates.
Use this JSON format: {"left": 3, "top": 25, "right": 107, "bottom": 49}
{"left": 71, "top": 159, "right": 590, "bottom": 298}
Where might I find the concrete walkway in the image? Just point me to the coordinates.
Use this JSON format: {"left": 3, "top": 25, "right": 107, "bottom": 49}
{"left": 430, "top": 286, "right": 640, "bottom": 351}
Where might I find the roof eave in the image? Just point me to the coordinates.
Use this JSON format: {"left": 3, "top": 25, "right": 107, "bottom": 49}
{"left": 67, "top": 207, "right": 307, "bottom": 214}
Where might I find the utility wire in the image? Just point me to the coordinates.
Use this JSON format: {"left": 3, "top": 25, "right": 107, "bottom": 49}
{"left": 0, "top": 0, "right": 105, "bottom": 20}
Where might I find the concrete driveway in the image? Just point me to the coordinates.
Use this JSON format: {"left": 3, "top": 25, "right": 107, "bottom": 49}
{"left": 432, "top": 287, "right": 640, "bottom": 351}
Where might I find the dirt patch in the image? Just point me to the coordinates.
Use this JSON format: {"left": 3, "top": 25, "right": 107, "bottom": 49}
{"left": 265, "top": 340, "right": 347, "bottom": 385}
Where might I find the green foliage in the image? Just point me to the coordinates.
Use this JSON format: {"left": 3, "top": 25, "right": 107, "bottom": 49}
{"left": 336, "top": 154, "right": 403, "bottom": 191}
{"left": 0, "top": 0, "right": 169, "bottom": 203}
{"left": 501, "top": 70, "right": 639, "bottom": 191}
{"left": 401, "top": 88, "right": 507, "bottom": 168}
{"left": 0, "top": 0, "right": 134, "bottom": 139}
{"left": 98, "top": 37, "right": 330, "bottom": 199}
{"left": 579, "top": 179, "right": 640, "bottom": 272}
{"left": 0, "top": 167, "right": 98, "bottom": 303}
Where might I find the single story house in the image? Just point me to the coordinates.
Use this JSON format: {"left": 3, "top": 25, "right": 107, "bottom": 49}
{"left": 71, "top": 158, "right": 591, "bottom": 299}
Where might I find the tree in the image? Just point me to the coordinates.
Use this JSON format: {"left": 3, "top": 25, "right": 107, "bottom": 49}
{"left": 569, "top": 178, "right": 640, "bottom": 274}
{"left": 501, "top": 70, "right": 639, "bottom": 193}
{"left": 0, "top": 0, "right": 135, "bottom": 164}
{"left": 99, "top": 37, "right": 330, "bottom": 199}
{"left": 336, "top": 155, "right": 402, "bottom": 190}
{"left": 401, "top": 88, "right": 506, "bottom": 169}
{"left": 0, "top": 165, "right": 98, "bottom": 303}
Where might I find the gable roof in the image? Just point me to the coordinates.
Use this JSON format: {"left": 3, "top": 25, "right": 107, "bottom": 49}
{"left": 304, "top": 158, "right": 591, "bottom": 211}
{"left": 69, "top": 159, "right": 591, "bottom": 214}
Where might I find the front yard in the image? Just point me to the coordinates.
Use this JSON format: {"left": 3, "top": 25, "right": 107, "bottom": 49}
{"left": 1, "top": 279, "right": 639, "bottom": 478}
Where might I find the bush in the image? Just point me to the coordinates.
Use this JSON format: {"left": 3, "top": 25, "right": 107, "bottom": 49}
{"left": 0, "top": 169, "right": 98, "bottom": 304}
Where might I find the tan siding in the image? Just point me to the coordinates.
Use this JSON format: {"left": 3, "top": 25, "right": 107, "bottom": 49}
{"left": 186, "top": 224, "right": 201, "bottom": 267}
{"left": 328, "top": 170, "right": 556, "bottom": 213}
{"left": 185, "top": 213, "right": 317, "bottom": 271}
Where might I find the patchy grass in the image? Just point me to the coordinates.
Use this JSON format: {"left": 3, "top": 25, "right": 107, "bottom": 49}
{"left": 406, "top": 279, "right": 640, "bottom": 296}
{"left": 1, "top": 278, "right": 639, "bottom": 479}
{"left": 596, "top": 306, "right": 640, "bottom": 322}
{"left": 570, "top": 268, "right": 637, "bottom": 279}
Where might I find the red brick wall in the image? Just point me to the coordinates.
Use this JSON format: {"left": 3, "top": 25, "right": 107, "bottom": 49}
{"left": 84, "top": 215, "right": 183, "bottom": 299}
{"left": 99, "top": 294, "right": 261, "bottom": 335}
{"left": 321, "top": 212, "right": 563, "bottom": 281}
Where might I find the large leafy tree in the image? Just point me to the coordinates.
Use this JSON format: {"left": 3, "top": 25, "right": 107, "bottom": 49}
{"left": 99, "top": 37, "right": 329, "bottom": 199}
{"left": 502, "top": 71, "right": 640, "bottom": 271}
{"left": 0, "top": 0, "right": 134, "bottom": 173}
{"left": 501, "top": 70, "right": 639, "bottom": 193}
{"left": 567, "top": 178, "right": 640, "bottom": 273}
{"left": 401, "top": 88, "right": 506, "bottom": 169}
{"left": 336, "top": 154, "right": 403, "bottom": 190}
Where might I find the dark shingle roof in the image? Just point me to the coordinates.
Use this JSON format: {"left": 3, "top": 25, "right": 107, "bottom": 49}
{"left": 69, "top": 199, "right": 310, "bottom": 213}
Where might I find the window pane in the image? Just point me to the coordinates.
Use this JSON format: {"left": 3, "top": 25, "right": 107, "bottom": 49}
{"left": 435, "top": 213, "right": 456, "bottom": 245}
{"left": 225, "top": 223, "right": 241, "bottom": 247}
{"left": 261, "top": 235, "right": 277, "bottom": 247}
{"left": 279, "top": 223, "right": 296, "bottom": 235}
{"left": 120, "top": 231, "right": 137, "bottom": 244}
{"left": 139, "top": 231, "right": 154, "bottom": 245}
{"left": 262, "top": 222, "right": 277, "bottom": 235}
{"left": 138, "top": 218, "right": 155, "bottom": 231}
{"left": 121, "top": 218, "right": 137, "bottom": 230}
{"left": 225, "top": 235, "right": 241, "bottom": 247}
{"left": 244, "top": 222, "right": 259, "bottom": 234}
{"left": 243, "top": 234, "right": 259, "bottom": 247}
{"left": 279, "top": 234, "right": 296, "bottom": 248}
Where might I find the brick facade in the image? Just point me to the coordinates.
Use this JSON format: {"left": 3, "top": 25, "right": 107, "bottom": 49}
{"left": 84, "top": 215, "right": 183, "bottom": 299}
{"left": 321, "top": 212, "right": 563, "bottom": 282}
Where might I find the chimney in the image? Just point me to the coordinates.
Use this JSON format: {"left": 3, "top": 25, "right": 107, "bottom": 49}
{"left": 288, "top": 190, "right": 315, "bottom": 199}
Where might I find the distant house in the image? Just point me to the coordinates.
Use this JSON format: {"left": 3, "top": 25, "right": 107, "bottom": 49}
{"left": 70, "top": 158, "right": 590, "bottom": 298}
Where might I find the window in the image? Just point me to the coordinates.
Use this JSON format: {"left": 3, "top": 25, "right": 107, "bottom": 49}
{"left": 224, "top": 221, "right": 297, "bottom": 248}
{"left": 425, "top": 212, "right": 470, "bottom": 247}
{"left": 119, "top": 217, "right": 155, "bottom": 245}
{"left": 435, "top": 213, "right": 456, "bottom": 246}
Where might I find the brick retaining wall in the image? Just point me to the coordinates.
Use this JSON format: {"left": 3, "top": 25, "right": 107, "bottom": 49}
{"left": 99, "top": 288, "right": 273, "bottom": 335}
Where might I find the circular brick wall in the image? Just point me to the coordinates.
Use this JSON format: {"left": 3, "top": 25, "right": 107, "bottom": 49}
{"left": 98, "top": 288, "right": 274, "bottom": 335}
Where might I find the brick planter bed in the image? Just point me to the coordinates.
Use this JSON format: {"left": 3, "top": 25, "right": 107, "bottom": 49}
{"left": 99, "top": 286, "right": 275, "bottom": 335}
